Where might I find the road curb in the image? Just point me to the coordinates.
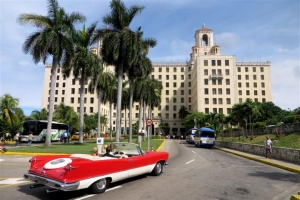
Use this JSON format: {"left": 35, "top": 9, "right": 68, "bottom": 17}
{"left": 215, "top": 147, "right": 300, "bottom": 174}
{"left": 156, "top": 139, "right": 166, "bottom": 152}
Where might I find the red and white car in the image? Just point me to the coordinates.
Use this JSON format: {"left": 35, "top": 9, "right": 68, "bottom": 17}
{"left": 24, "top": 142, "right": 169, "bottom": 194}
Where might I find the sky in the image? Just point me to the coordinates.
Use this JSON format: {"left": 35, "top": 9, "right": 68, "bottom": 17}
{"left": 0, "top": 0, "right": 299, "bottom": 116}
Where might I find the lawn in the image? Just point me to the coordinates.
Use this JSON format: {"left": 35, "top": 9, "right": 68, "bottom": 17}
{"left": 5, "top": 138, "right": 164, "bottom": 154}
{"left": 218, "top": 133, "right": 300, "bottom": 149}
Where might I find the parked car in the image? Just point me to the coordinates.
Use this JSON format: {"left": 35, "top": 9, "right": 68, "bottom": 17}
{"left": 70, "top": 132, "right": 88, "bottom": 140}
{"left": 24, "top": 142, "right": 169, "bottom": 194}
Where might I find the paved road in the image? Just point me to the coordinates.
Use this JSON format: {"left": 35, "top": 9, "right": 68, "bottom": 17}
{"left": 0, "top": 140, "right": 299, "bottom": 200}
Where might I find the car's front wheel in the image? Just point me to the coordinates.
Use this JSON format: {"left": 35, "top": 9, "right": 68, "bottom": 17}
{"left": 152, "top": 162, "right": 163, "bottom": 176}
{"left": 91, "top": 178, "right": 110, "bottom": 194}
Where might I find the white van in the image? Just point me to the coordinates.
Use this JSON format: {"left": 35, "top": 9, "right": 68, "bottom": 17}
{"left": 194, "top": 127, "right": 215, "bottom": 148}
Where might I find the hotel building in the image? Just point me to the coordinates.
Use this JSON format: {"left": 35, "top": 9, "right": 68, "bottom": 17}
{"left": 41, "top": 24, "right": 272, "bottom": 136}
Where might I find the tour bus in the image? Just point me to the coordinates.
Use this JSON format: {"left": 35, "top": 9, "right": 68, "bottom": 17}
{"left": 20, "top": 120, "right": 69, "bottom": 142}
{"left": 185, "top": 128, "right": 198, "bottom": 144}
{"left": 194, "top": 127, "right": 215, "bottom": 148}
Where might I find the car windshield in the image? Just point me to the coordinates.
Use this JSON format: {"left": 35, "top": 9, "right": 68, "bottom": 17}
{"left": 110, "top": 142, "right": 144, "bottom": 156}
{"left": 201, "top": 131, "right": 215, "bottom": 138}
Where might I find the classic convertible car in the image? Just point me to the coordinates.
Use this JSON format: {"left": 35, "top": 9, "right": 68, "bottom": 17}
{"left": 24, "top": 142, "right": 169, "bottom": 194}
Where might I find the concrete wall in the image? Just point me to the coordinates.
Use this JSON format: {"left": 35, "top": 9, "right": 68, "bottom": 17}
{"left": 216, "top": 141, "right": 300, "bottom": 164}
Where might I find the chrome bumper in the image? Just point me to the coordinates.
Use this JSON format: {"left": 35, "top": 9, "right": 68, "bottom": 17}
{"left": 24, "top": 173, "right": 79, "bottom": 191}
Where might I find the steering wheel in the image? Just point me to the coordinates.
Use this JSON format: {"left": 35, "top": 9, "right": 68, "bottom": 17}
{"left": 114, "top": 151, "right": 124, "bottom": 155}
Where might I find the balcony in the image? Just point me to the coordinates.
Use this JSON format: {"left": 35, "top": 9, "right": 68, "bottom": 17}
{"left": 210, "top": 74, "right": 223, "bottom": 79}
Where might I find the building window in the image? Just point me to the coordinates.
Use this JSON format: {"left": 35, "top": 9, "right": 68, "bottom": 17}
{"left": 166, "top": 105, "right": 169, "bottom": 111}
{"left": 212, "top": 88, "right": 217, "bottom": 94}
{"left": 173, "top": 105, "right": 177, "bottom": 111}
{"left": 225, "top": 60, "right": 229, "bottom": 66}
{"left": 261, "top": 82, "right": 265, "bottom": 88}
{"left": 260, "top": 67, "right": 264, "bottom": 72}
{"left": 254, "top": 90, "right": 258, "bottom": 95}
{"left": 226, "top": 88, "right": 230, "bottom": 95}
{"left": 188, "top": 82, "right": 191, "bottom": 87}
{"left": 56, "top": 83, "right": 59, "bottom": 87}
{"left": 151, "top": 75, "right": 154, "bottom": 79}
{"left": 85, "top": 88, "right": 87, "bottom": 94}
{"left": 261, "top": 75, "right": 264, "bottom": 80}
{"left": 181, "top": 98, "right": 184, "bottom": 103}
{"left": 55, "top": 97, "right": 57, "bottom": 102}
{"left": 56, "top": 75, "right": 59, "bottom": 80}
{"left": 245, "top": 75, "right": 249, "bottom": 80}
{"left": 205, "top": 88, "right": 209, "bottom": 94}
{"left": 218, "top": 88, "right": 222, "bottom": 94}
{"left": 173, "top": 75, "right": 177, "bottom": 80}
{"left": 238, "top": 82, "right": 242, "bottom": 87}
{"left": 212, "top": 79, "right": 216, "bottom": 85}
{"left": 213, "top": 98, "right": 217, "bottom": 104}
{"left": 72, "top": 79, "right": 75, "bottom": 85}
{"left": 212, "top": 60, "right": 216, "bottom": 66}
{"left": 205, "top": 98, "right": 209, "bottom": 104}
{"left": 61, "top": 97, "right": 64, "bottom": 102}
{"left": 246, "top": 82, "right": 249, "bottom": 88}
{"left": 227, "top": 108, "right": 231, "bottom": 113}
{"left": 237, "top": 67, "right": 241, "bottom": 72}
{"left": 204, "top": 69, "right": 208, "bottom": 75}
{"left": 253, "top": 82, "right": 257, "bottom": 88}
{"left": 226, "top": 98, "right": 231, "bottom": 104}
{"left": 204, "top": 60, "right": 208, "bottom": 66}
{"left": 159, "top": 75, "right": 162, "bottom": 80}
{"left": 166, "top": 75, "right": 169, "bottom": 80}
{"left": 213, "top": 108, "right": 217, "bottom": 113}
{"left": 188, "top": 67, "right": 191, "bottom": 72}
{"left": 173, "top": 68, "right": 177, "bottom": 72}
{"left": 239, "top": 98, "right": 243, "bottom": 103}
{"left": 217, "top": 60, "right": 221, "bottom": 66}
{"left": 55, "top": 90, "right": 58, "bottom": 95}
{"left": 166, "top": 98, "right": 169, "bottom": 103}
{"left": 77, "top": 107, "right": 80, "bottom": 113}
{"left": 204, "top": 79, "right": 208, "bottom": 85}
{"left": 253, "top": 67, "right": 256, "bottom": 72}
{"left": 238, "top": 75, "right": 241, "bottom": 80}
{"left": 173, "top": 113, "right": 177, "bottom": 118}
{"left": 253, "top": 75, "right": 257, "bottom": 80}
{"left": 62, "top": 90, "right": 65, "bottom": 95}
{"left": 181, "top": 75, "right": 184, "bottom": 80}
{"left": 188, "top": 90, "right": 191, "bottom": 95}
{"left": 135, "top": 113, "right": 138, "bottom": 118}
{"left": 205, "top": 108, "right": 209, "bottom": 114}
{"left": 219, "top": 108, "right": 223, "bottom": 114}
{"left": 166, "top": 90, "right": 169, "bottom": 95}
{"left": 166, "top": 82, "right": 169, "bottom": 87}
{"left": 173, "top": 82, "right": 177, "bottom": 87}
{"left": 90, "top": 98, "right": 94, "bottom": 103}
{"left": 225, "top": 69, "right": 229, "bottom": 75}
{"left": 90, "top": 107, "right": 93, "bottom": 113}
{"left": 173, "top": 90, "right": 177, "bottom": 95}
{"left": 181, "top": 90, "right": 184, "bottom": 95}
{"left": 239, "top": 90, "right": 242, "bottom": 95}
{"left": 245, "top": 67, "right": 248, "bottom": 72}
{"left": 226, "top": 79, "right": 230, "bottom": 85}
{"left": 262, "top": 98, "right": 266, "bottom": 103}
{"left": 166, "top": 67, "right": 169, "bottom": 72}
{"left": 158, "top": 105, "right": 161, "bottom": 110}
{"left": 181, "top": 67, "right": 184, "bottom": 72}
{"left": 159, "top": 68, "right": 162, "bottom": 72}
{"left": 173, "top": 98, "right": 177, "bottom": 103}
{"left": 78, "top": 98, "right": 80, "bottom": 103}
{"left": 218, "top": 79, "right": 222, "bottom": 85}
{"left": 246, "top": 90, "right": 250, "bottom": 95}
{"left": 262, "top": 90, "right": 265, "bottom": 95}
{"left": 181, "top": 82, "right": 184, "bottom": 87}
{"left": 63, "top": 83, "right": 65, "bottom": 87}
{"left": 254, "top": 98, "right": 258, "bottom": 102}
{"left": 166, "top": 113, "right": 169, "bottom": 119}
{"left": 71, "top": 97, "right": 74, "bottom": 103}
{"left": 218, "top": 98, "right": 223, "bottom": 104}
{"left": 188, "top": 97, "right": 191, "bottom": 103}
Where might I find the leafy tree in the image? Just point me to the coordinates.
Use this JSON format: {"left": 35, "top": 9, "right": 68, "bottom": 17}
{"left": 94, "top": 0, "right": 145, "bottom": 141}
{"left": 178, "top": 106, "right": 190, "bottom": 120}
{"left": 18, "top": 0, "right": 85, "bottom": 147}
{"left": 158, "top": 122, "right": 170, "bottom": 135}
{"left": 184, "top": 111, "right": 206, "bottom": 129}
{"left": 53, "top": 103, "right": 79, "bottom": 134}
{"left": 30, "top": 108, "right": 48, "bottom": 120}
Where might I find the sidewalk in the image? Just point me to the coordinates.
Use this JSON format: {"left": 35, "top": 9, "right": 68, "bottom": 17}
{"left": 215, "top": 146, "right": 300, "bottom": 174}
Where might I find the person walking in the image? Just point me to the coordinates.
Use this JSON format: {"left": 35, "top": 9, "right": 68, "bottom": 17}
{"left": 28, "top": 132, "right": 33, "bottom": 146}
{"left": 63, "top": 131, "right": 68, "bottom": 143}
{"left": 15, "top": 132, "right": 20, "bottom": 146}
{"left": 264, "top": 135, "right": 272, "bottom": 159}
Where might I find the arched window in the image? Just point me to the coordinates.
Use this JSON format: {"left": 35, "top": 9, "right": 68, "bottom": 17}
{"left": 202, "top": 34, "right": 208, "bottom": 46}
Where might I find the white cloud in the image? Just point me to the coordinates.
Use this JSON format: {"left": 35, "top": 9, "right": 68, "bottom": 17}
{"left": 215, "top": 32, "right": 241, "bottom": 51}
{"left": 18, "top": 61, "right": 31, "bottom": 67}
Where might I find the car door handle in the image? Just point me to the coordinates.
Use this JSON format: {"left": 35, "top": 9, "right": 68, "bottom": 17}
{"left": 129, "top": 159, "right": 134, "bottom": 162}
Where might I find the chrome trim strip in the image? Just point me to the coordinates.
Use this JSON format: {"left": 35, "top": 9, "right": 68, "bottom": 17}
{"left": 24, "top": 173, "right": 79, "bottom": 191}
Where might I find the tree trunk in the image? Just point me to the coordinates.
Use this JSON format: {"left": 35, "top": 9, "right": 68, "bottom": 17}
{"left": 97, "top": 91, "right": 102, "bottom": 138}
{"left": 79, "top": 70, "right": 85, "bottom": 144}
{"left": 138, "top": 99, "right": 143, "bottom": 131}
{"left": 115, "top": 64, "right": 124, "bottom": 142}
{"left": 129, "top": 79, "right": 134, "bottom": 143}
{"left": 109, "top": 102, "right": 113, "bottom": 140}
{"left": 45, "top": 57, "right": 58, "bottom": 147}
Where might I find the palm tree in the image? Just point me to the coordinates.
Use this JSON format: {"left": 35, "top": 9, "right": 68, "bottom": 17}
{"left": 30, "top": 108, "right": 48, "bottom": 120}
{"left": 63, "top": 23, "right": 101, "bottom": 144}
{"left": 94, "top": 0, "right": 145, "bottom": 142}
{"left": 89, "top": 67, "right": 115, "bottom": 137}
{"left": 178, "top": 106, "right": 189, "bottom": 120}
{"left": 18, "top": 0, "right": 85, "bottom": 146}
{"left": 53, "top": 103, "right": 79, "bottom": 134}
{"left": 126, "top": 27, "right": 156, "bottom": 142}
{"left": 0, "top": 94, "right": 20, "bottom": 126}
